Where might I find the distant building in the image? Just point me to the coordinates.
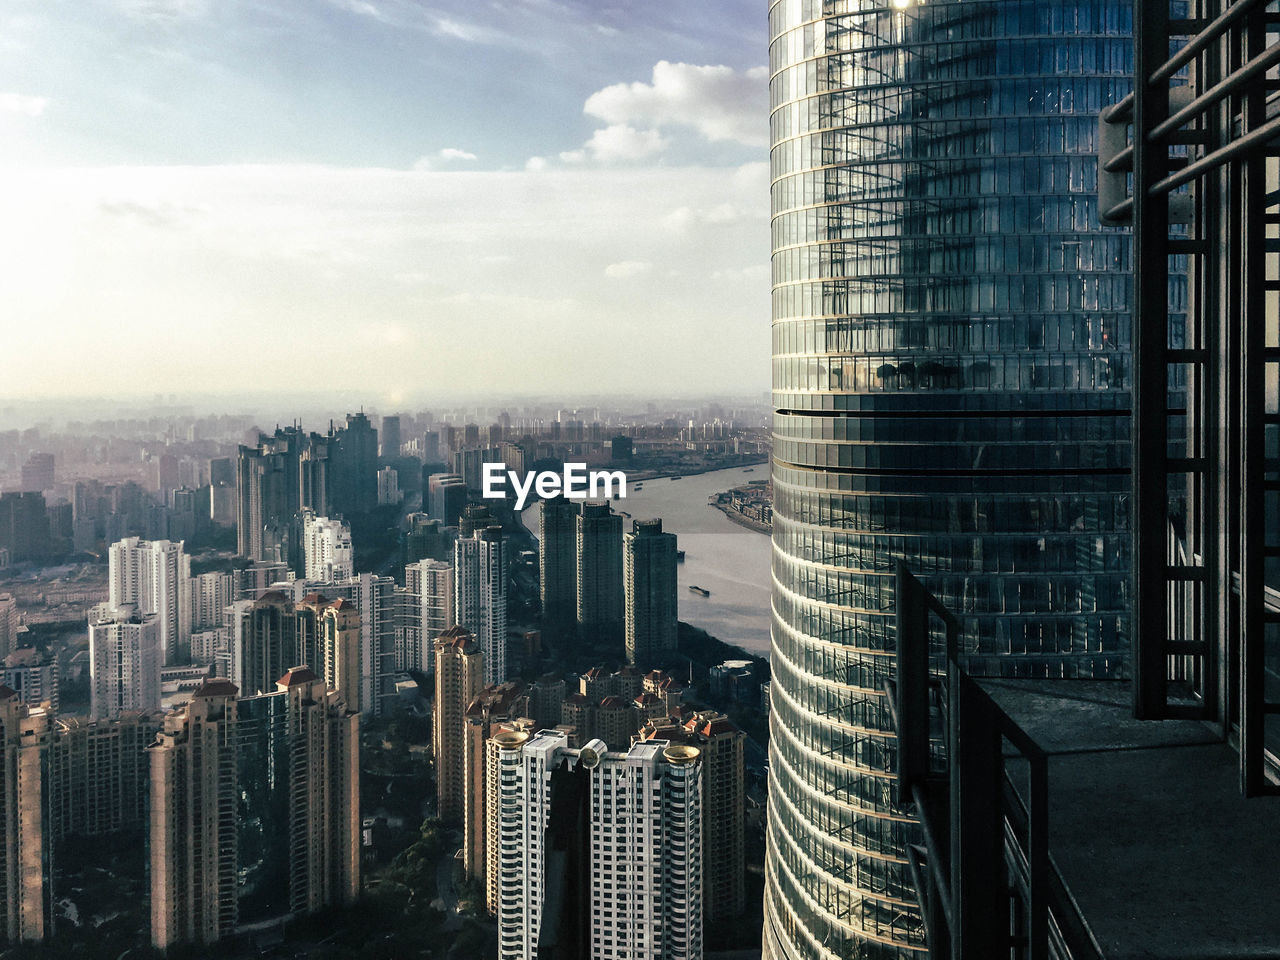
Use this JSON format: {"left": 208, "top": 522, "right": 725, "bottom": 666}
{"left": 377, "top": 466, "right": 400, "bottom": 506}
{"left": 0, "top": 690, "right": 49, "bottom": 943}
{"left": 401, "top": 560, "right": 454, "bottom": 673}
{"left": 89, "top": 604, "right": 161, "bottom": 720}
{"left": 303, "top": 514, "right": 354, "bottom": 582}
{"left": 0, "top": 594, "right": 16, "bottom": 661}
{"left": 185, "top": 570, "right": 234, "bottom": 636}
{"left": 709, "top": 660, "right": 755, "bottom": 703}
{"left": 576, "top": 501, "right": 622, "bottom": 642}
{"left": 434, "top": 627, "right": 484, "bottom": 825}
{"left": 494, "top": 731, "right": 703, "bottom": 960}
{"left": 234, "top": 559, "right": 292, "bottom": 600}
{"left": 538, "top": 497, "right": 577, "bottom": 623}
{"left": 426, "top": 473, "right": 467, "bottom": 527}
{"left": 148, "top": 672, "right": 359, "bottom": 949}
{"left": 0, "top": 491, "right": 51, "bottom": 563}
{"left": 624, "top": 518, "right": 678, "bottom": 664}
{"left": 455, "top": 527, "right": 508, "bottom": 686}
{"left": 19, "top": 453, "right": 54, "bottom": 493}
{"left": 108, "top": 537, "right": 189, "bottom": 665}
{"left": 403, "top": 513, "right": 451, "bottom": 564}
{"left": 0, "top": 648, "right": 58, "bottom": 713}
{"left": 379, "top": 415, "right": 401, "bottom": 459}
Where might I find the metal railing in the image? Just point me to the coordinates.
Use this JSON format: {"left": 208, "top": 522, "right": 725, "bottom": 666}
{"left": 887, "top": 563, "right": 1102, "bottom": 960}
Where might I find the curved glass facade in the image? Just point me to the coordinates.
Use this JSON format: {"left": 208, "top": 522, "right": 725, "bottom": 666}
{"left": 763, "top": 2, "right": 1135, "bottom": 957}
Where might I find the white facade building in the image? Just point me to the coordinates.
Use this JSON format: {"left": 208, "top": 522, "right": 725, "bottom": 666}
{"left": 400, "top": 560, "right": 455, "bottom": 673}
{"left": 377, "top": 467, "right": 401, "bottom": 506}
{"left": 454, "top": 528, "right": 507, "bottom": 686}
{"left": 185, "top": 571, "right": 235, "bottom": 635}
{"left": 108, "top": 537, "right": 190, "bottom": 664}
{"left": 303, "top": 514, "right": 354, "bottom": 583}
{"left": 89, "top": 604, "right": 161, "bottom": 720}
{"left": 0, "top": 594, "right": 17, "bottom": 661}
{"left": 494, "top": 730, "right": 703, "bottom": 960}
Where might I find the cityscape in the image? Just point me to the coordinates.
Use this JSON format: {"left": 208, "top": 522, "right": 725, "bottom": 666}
{"left": 3, "top": 2, "right": 1280, "bottom": 960}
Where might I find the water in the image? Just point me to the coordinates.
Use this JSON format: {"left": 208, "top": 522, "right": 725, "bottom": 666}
{"left": 521, "top": 464, "right": 773, "bottom": 657}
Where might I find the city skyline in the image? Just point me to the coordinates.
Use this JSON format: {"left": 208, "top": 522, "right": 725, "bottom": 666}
{"left": 0, "top": 0, "right": 772, "bottom": 400}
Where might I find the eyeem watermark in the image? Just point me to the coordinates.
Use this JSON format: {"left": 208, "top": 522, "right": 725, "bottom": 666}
{"left": 482, "top": 462, "right": 627, "bottom": 511}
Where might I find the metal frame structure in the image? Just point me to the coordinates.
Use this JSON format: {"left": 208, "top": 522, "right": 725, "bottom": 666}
{"left": 888, "top": 564, "right": 1100, "bottom": 960}
{"left": 1099, "top": 0, "right": 1280, "bottom": 796}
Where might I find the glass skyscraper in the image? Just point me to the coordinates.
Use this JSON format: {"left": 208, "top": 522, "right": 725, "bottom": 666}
{"left": 764, "top": 1, "right": 1135, "bottom": 957}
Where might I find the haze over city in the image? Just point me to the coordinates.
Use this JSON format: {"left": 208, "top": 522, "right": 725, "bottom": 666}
{"left": 0, "top": 0, "right": 770, "bottom": 399}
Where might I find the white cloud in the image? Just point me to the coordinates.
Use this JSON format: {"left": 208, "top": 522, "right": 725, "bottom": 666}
{"left": 525, "top": 156, "right": 548, "bottom": 171}
{"left": 0, "top": 92, "right": 47, "bottom": 117}
{"left": 412, "top": 147, "right": 478, "bottom": 170}
{"left": 116, "top": 0, "right": 209, "bottom": 20}
{"left": 604, "top": 260, "right": 651, "bottom": 279}
{"left": 581, "top": 124, "right": 667, "bottom": 163}
{"left": 584, "top": 61, "right": 768, "bottom": 148}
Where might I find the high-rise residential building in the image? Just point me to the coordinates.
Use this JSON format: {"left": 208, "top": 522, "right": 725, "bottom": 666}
{"left": 462, "top": 682, "right": 529, "bottom": 888}
{"left": 108, "top": 537, "right": 189, "bottom": 664}
{"left": 426, "top": 472, "right": 467, "bottom": 527}
{"left": 0, "top": 689, "right": 48, "bottom": 944}
{"left": 458, "top": 502, "right": 494, "bottom": 539}
{"left": 89, "top": 604, "right": 161, "bottom": 720}
{"left": 303, "top": 513, "right": 354, "bottom": 582}
{"left": 0, "top": 594, "right": 16, "bottom": 661}
{"left": 538, "top": 496, "right": 577, "bottom": 623}
{"left": 379, "top": 414, "right": 401, "bottom": 459}
{"left": 763, "top": 3, "right": 1134, "bottom": 957}
{"left": 0, "top": 492, "right": 50, "bottom": 564}
{"left": 494, "top": 730, "right": 702, "bottom": 960}
{"left": 149, "top": 671, "right": 358, "bottom": 949}
{"left": 185, "top": 570, "right": 234, "bottom": 636}
{"left": 403, "top": 513, "right": 450, "bottom": 564}
{"left": 433, "top": 626, "right": 484, "bottom": 824}
{"left": 576, "top": 501, "right": 623, "bottom": 642}
{"left": 236, "top": 426, "right": 305, "bottom": 564}
{"left": 0, "top": 649, "right": 58, "bottom": 713}
{"left": 400, "top": 559, "right": 454, "bottom": 672}
{"left": 234, "top": 559, "right": 293, "bottom": 600}
{"left": 230, "top": 592, "right": 312, "bottom": 698}
{"left": 624, "top": 518, "right": 678, "bottom": 664}
{"left": 642, "top": 712, "right": 747, "bottom": 925}
{"left": 455, "top": 526, "right": 508, "bottom": 686}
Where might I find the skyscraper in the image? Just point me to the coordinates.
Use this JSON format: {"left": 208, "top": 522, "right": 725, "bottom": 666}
{"left": 576, "top": 500, "right": 623, "bottom": 643}
{"left": 0, "top": 688, "right": 48, "bottom": 944}
{"left": 433, "top": 626, "right": 484, "bottom": 824}
{"left": 401, "top": 559, "right": 455, "bottom": 672}
{"left": 495, "top": 731, "right": 703, "bottom": 960}
{"left": 455, "top": 526, "right": 508, "bottom": 686}
{"left": 538, "top": 496, "right": 577, "bottom": 623}
{"left": 764, "top": 2, "right": 1133, "bottom": 956}
{"left": 426, "top": 472, "right": 467, "bottom": 527}
{"left": 624, "top": 518, "right": 678, "bottom": 664}
{"left": 108, "top": 537, "right": 189, "bottom": 664}
{"left": 89, "top": 604, "right": 161, "bottom": 720}
{"left": 149, "top": 672, "right": 358, "bottom": 949}
{"left": 0, "top": 594, "right": 16, "bottom": 661}
{"left": 330, "top": 412, "right": 378, "bottom": 516}
{"left": 379, "top": 414, "right": 401, "bottom": 459}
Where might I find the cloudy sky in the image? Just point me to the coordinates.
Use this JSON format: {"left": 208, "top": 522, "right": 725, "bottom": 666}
{"left": 0, "top": 0, "right": 770, "bottom": 403}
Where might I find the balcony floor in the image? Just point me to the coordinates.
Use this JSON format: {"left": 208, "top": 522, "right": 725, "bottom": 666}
{"left": 978, "top": 678, "right": 1280, "bottom": 960}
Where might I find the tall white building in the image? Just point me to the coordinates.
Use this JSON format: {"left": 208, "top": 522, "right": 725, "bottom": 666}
{"left": 88, "top": 604, "right": 161, "bottom": 720}
{"left": 400, "top": 560, "right": 455, "bottom": 673}
{"left": 0, "top": 594, "right": 17, "bottom": 661}
{"left": 493, "top": 730, "right": 702, "bottom": 960}
{"left": 185, "top": 571, "right": 234, "bottom": 635}
{"left": 377, "top": 466, "right": 401, "bottom": 506}
{"left": 303, "top": 514, "right": 354, "bottom": 583}
{"left": 108, "top": 537, "right": 189, "bottom": 664}
{"left": 454, "top": 527, "right": 507, "bottom": 686}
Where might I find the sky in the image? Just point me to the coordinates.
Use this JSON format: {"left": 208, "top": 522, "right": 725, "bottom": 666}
{"left": 0, "top": 0, "right": 771, "bottom": 403}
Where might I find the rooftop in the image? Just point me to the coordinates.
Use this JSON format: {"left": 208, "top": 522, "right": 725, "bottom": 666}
{"left": 983, "top": 678, "right": 1280, "bottom": 960}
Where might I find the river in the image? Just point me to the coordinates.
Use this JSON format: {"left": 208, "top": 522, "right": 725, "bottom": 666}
{"left": 521, "top": 464, "right": 773, "bottom": 657}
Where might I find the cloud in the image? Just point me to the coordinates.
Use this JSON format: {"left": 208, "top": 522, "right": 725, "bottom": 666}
{"left": 0, "top": 92, "right": 47, "bottom": 117}
{"left": 604, "top": 260, "right": 652, "bottom": 279}
{"left": 565, "top": 124, "right": 667, "bottom": 164}
{"left": 116, "top": 0, "right": 209, "bottom": 20}
{"left": 584, "top": 61, "right": 768, "bottom": 148}
{"left": 412, "top": 147, "right": 478, "bottom": 170}
{"left": 0, "top": 162, "right": 771, "bottom": 398}
{"left": 525, "top": 156, "right": 548, "bottom": 171}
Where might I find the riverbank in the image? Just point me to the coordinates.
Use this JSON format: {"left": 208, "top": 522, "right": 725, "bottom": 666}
{"left": 711, "top": 501, "right": 771, "bottom": 535}
{"left": 627, "top": 457, "right": 769, "bottom": 484}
